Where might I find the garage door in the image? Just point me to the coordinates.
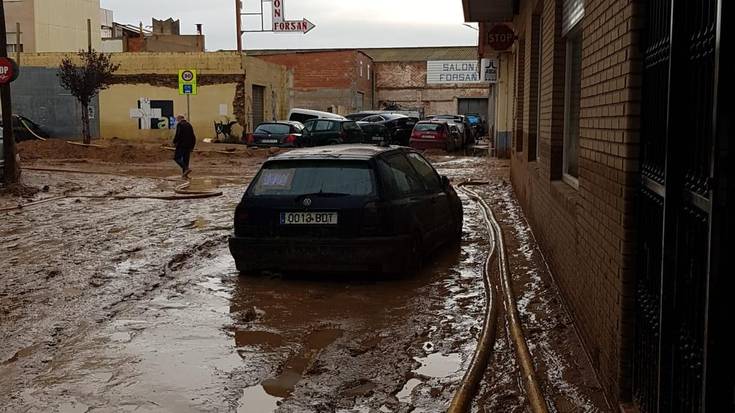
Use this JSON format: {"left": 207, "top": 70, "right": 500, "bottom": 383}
{"left": 252, "top": 85, "right": 265, "bottom": 128}
{"left": 457, "top": 98, "right": 489, "bottom": 117}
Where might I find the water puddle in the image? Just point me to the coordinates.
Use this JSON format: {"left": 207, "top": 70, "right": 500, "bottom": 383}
{"left": 396, "top": 378, "right": 423, "bottom": 403}
{"left": 235, "top": 331, "right": 284, "bottom": 348}
{"left": 261, "top": 328, "right": 343, "bottom": 398}
{"left": 238, "top": 385, "right": 281, "bottom": 413}
{"left": 413, "top": 352, "right": 462, "bottom": 378}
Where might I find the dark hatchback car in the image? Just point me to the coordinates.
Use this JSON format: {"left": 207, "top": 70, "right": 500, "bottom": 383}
{"left": 359, "top": 114, "right": 418, "bottom": 146}
{"left": 229, "top": 145, "right": 463, "bottom": 274}
{"left": 300, "top": 119, "right": 364, "bottom": 146}
{"left": 246, "top": 121, "right": 304, "bottom": 147}
{"left": 409, "top": 120, "right": 463, "bottom": 151}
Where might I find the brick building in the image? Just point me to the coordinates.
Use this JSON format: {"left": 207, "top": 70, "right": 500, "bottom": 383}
{"left": 249, "top": 50, "right": 374, "bottom": 115}
{"left": 463, "top": 0, "right": 733, "bottom": 411}
{"left": 249, "top": 47, "right": 493, "bottom": 120}
{"left": 366, "top": 47, "right": 491, "bottom": 119}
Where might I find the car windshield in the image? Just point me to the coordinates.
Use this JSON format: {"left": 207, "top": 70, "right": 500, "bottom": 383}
{"left": 250, "top": 161, "right": 376, "bottom": 196}
{"left": 415, "top": 123, "right": 443, "bottom": 132}
{"left": 255, "top": 124, "right": 290, "bottom": 134}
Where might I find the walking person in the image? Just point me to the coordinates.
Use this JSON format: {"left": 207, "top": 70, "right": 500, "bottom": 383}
{"left": 173, "top": 114, "right": 196, "bottom": 178}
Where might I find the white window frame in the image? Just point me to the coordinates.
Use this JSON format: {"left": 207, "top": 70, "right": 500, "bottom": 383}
{"left": 360, "top": 61, "right": 364, "bottom": 78}
{"left": 562, "top": 25, "right": 582, "bottom": 189}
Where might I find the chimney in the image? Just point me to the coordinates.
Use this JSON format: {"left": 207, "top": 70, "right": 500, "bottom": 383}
{"left": 196, "top": 24, "right": 203, "bottom": 35}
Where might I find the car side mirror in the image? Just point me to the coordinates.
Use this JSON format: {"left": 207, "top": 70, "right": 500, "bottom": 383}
{"left": 441, "top": 175, "right": 451, "bottom": 188}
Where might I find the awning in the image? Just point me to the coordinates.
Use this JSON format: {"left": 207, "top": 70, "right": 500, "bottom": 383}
{"left": 462, "top": 0, "right": 514, "bottom": 22}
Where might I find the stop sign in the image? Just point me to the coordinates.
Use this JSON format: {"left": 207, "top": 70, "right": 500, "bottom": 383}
{"left": 0, "top": 57, "right": 19, "bottom": 85}
{"left": 486, "top": 24, "right": 515, "bottom": 51}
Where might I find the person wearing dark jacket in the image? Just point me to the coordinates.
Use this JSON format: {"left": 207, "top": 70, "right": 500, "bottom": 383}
{"left": 173, "top": 115, "right": 196, "bottom": 178}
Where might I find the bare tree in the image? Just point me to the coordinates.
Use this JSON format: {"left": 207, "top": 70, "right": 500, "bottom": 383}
{"left": 58, "top": 50, "right": 119, "bottom": 144}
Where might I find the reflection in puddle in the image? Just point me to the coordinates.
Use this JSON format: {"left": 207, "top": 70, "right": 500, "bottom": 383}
{"left": 261, "top": 329, "right": 343, "bottom": 398}
{"left": 396, "top": 378, "right": 422, "bottom": 403}
{"left": 238, "top": 385, "right": 281, "bottom": 413}
{"left": 413, "top": 352, "right": 462, "bottom": 378}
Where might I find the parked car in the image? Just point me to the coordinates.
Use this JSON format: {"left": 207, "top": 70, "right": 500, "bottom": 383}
{"left": 409, "top": 120, "right": 463, "bottom": 152}
{"left": 229, "top": 145, "right": 463, "bottom": 274}
{"left": 357, "top": 121, "right": 390, "bottom": 144}
{"left": 465, "top": 113, "right": 485, "bottom": 138}
{"left": 300, "top": 119, "right": 364, "bottom": 146}
{"left": 288, "top": 108, "right": 346, "bottom": 123}
{"left": 426, "top": 114, "right": 473, "bottom": 146}
{"left": 359, "top": 113, "right": 418, "bottom": 146}
{"left": 345, "top": 111, "right": 384, "bottom": 121}
{"left": 245, "top": 121, "right": 304, "bottom": 147}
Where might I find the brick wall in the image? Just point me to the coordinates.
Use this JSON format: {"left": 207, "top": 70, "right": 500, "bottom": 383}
{"left": 507, "top": 0, "right": 641, "bottom": 406}
{"left": 255, "top": 51, "right": 374, "bottom": 113}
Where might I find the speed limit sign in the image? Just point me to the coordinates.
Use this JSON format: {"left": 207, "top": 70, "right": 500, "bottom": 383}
{"left": 178, "top": 69, "right": 197, "bottom": 95}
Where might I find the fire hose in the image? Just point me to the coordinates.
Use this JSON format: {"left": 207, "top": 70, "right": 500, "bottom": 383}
{"left": 449, "top": 181, "right": 550, "bottom": 413}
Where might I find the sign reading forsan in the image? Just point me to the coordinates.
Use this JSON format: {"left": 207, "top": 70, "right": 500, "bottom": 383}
{"left": 427, "top": 60, "right": 482, "bottom": 84}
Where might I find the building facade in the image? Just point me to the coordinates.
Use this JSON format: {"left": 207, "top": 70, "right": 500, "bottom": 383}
{"left": 249, "top": 47, "right": 493, "bottom": 121}
{"left": 251, "top": 50, "right": 374, "bottom": 115}
{"left": 12, "top": 52, "right": 292, "bottom": 139}
{"left": 463, "top": 0, "right": 733, "bottom": 411}
{"left": 3, "top": 0, "right": 101, "bottom": 53}
{"left": 367, "top": 47, "right": 492, "bottom": 120}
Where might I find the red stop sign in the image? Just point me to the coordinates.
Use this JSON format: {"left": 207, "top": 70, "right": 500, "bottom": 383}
{"left": 0, "top": 57, "right": 19, "bottom": 85}
{"left": 486, "top": 24, "right": 515, "bottom": 51}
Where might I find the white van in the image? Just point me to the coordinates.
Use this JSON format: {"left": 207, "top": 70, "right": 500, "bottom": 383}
{"left": 287, "top": 108, "right": 346, "bottom": 123}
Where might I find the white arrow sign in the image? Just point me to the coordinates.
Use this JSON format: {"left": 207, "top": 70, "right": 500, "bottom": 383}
{"left": 272, "top": 0, "right": 315, "bottom": 34}
{"left": 273, "top": 18, "right": 315, "bottom": 33}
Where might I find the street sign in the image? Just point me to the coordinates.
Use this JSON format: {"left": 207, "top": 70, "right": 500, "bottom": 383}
{"left": 481, "top": 58, "right": 499, "bottom": 83}
{"left": 486, "top": 24, "right": 515, "bottom": 51}
{"left": 427, "top": 61, "right": 482, "bottom": 84}
{"left": 271, "top": 0, "right": 316, "bottom": 34}
{"left": 0, "top": 57, "right": 19, "bottom": 85}
{"left": 178, "top": 69, "right": 197, "bottom": 95}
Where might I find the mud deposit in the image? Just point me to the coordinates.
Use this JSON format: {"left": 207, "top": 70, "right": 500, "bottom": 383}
{"left": 1, "top": 149, "right": 609, "bottom": 412}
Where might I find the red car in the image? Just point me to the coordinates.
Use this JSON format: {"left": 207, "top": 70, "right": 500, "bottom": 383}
{"left": 409, "top": 120, "right": 463, "bottom": 151}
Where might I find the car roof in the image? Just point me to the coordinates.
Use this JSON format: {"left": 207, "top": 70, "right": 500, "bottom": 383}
{"left": 268, "top": 144, "right": 404, "bottom": 161}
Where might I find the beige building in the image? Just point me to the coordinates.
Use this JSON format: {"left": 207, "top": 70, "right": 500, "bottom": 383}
{"left": 15, "top": 52, "right": 293, "bottom": 140}
{"left": 3, "top": 0, "right": 101, "bottom": 53}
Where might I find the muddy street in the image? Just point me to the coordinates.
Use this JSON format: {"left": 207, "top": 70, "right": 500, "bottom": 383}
{"left": 1, "top": 143, "right": 607, "bottom": 412}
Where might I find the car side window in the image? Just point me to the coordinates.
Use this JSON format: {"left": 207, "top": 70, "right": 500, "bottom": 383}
{"left": 385, "top": 154, "right": 425, "bottom": 196}
{"left": 406, "top": 153, "right": 442, "bottom": 192}
{"left": 313, "top": 120, "right": 334, "bottom": 131}
{"left": 376, "top": 159, "right": 399, "bottom": 199}
{"left": 303, "top": 120, "right": 316, "bottom": 132}
{"left": 343, "top": 121, "right": 360, "bottom": 131}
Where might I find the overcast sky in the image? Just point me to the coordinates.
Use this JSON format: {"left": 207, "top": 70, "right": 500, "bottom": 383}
{"left": 99, "top": 0, "right": 477, "bottom": 51}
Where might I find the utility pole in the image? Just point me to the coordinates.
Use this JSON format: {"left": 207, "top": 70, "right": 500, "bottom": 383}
{"left": 0, "top": 0, "right": 19, "bottom": 184}
{"left": 15, "top": 22, "right": 20, "bottom": 64}
{"left": 87, "top": 18, "right": 92, "bottom": 53}
{"left": 235, "top": 0, "right": 243, "bottom": 53}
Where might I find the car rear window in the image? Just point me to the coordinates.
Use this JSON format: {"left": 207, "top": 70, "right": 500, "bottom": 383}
{"left": 255, "top": 124, "right": 290, "bottom": 134}
{"left": 250, "top": 161, "right": 375, "bottom": 196}
{"left": 415, "top": 123, "right": 443, "bottom": 132}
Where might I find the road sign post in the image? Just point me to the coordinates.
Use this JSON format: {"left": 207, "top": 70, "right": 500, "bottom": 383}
{"left": 179, "top": 69, "right": 197, "bottom": 121}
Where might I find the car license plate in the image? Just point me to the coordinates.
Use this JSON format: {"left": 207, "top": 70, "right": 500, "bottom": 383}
{"left": 371, "top": 136, "right": 384, "bottom": 141}
{"left": 262, "top": 139, "right": 278, "bottom": 144}
{"left": 280, "top": 212, "right": 338, "bottom": 225}
{"left": 422, "top": 134, "right": 435, "bottom": 139}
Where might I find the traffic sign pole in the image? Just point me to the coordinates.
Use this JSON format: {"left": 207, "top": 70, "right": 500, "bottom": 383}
{"left": 0, "top": 0, "right": 19, "bottom": 184}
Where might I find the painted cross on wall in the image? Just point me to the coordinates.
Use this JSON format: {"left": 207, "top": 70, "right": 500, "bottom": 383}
{"left": 129, "top": 98, "right": 175, "bottom": 130}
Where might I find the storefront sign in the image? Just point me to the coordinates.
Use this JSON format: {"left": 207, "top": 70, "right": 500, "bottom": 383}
{"left": 272, "top": 0, "right": 316, "bottom": 33}
{"left": 481, "top": 58, "right": 499, "bottom": 83}
{"left": 427, "top": 60, "right": 482, "bottom": 84}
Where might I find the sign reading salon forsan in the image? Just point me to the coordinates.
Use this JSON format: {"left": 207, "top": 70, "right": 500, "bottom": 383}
{"left": 427, "top": 60, "right": 483, "bottom": 84}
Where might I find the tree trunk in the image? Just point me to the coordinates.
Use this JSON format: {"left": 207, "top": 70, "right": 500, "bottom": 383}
{"left": 81, "top": 102, "right": 91, "bottom": 145}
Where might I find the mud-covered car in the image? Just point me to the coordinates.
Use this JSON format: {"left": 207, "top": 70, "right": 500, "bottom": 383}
{"left": 246, "top": 121, "right": 304, "bottom": 147}
{"left": 229, "top": 145, "right": 463, "bottom": 274}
